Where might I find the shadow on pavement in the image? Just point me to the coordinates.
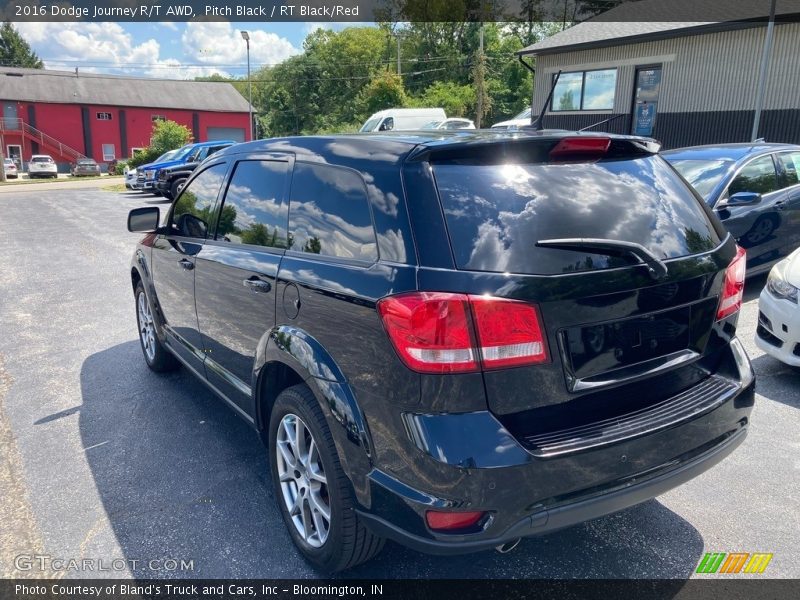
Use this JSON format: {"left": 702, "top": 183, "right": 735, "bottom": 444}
{"left": 73, "top": 340, "right": 705, "bottom": 579}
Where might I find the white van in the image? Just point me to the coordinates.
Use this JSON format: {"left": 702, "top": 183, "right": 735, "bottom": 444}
{"left": 359, "top": 108, "right": 447, "bottom": 132}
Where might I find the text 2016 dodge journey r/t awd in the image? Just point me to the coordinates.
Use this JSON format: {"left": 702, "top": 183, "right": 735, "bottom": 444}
{"left": 128, "top": 131, "right": 754, "bottom": 572}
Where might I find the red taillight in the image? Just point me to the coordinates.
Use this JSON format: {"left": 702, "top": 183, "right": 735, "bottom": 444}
{"left": 425, "top": 510, "right": 486, "bottom": 531}
{"left": 377, "top": 293, "right": 549, "bottom": 374}
{"left": 377, "top": 293, "right": 477, "bottom": 374}
{"left": 470, "top": 296, "right": 548, "bottom": 368}
{"left": 717, "top": 246, "right": 747, "bottom": 320}
{"left": 549, "top": 136, "right": 611, "bottom": 160}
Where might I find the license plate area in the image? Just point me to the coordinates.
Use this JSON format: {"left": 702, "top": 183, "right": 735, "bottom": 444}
{"left": 561, "top": 300, "right": 716, "bottom": 386}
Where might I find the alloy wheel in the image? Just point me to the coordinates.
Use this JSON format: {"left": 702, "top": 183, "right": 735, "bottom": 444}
{"left": 137, "top": 291, "right": 156, "bottom": 362}
{"left": 275, "top": 413, "right": 331, "bottom": 548}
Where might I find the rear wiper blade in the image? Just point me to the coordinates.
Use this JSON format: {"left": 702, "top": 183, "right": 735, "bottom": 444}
{"left": 535, "top": 238, "right": 669, "bottom": 280}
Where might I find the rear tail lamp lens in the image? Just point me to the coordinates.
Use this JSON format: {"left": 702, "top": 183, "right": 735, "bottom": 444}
{"left": 717, "top": 245, "right": 747, "bottom": 320}
{"left": 425, "top": 510, "right": 486, "bottom": 531}
{"left": 470, "top": 296, "right": 548, "bottom": 368}
{"left": 377, "top": 293, "right": 548, "bottom": 374}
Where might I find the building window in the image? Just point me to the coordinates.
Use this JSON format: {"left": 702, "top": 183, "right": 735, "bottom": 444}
{"left": 102, "top": 144, "right": 116, "bottom": 161}
{"left": 96, "top": 112, "right": 112, "bottom": 120}
{"left": 130, "top": 147, "right": 145, "bottom": 158}
{"left": 151, "top": 115, "right": 166, "bottom": 122}
{"left": 551, "top": 68, "right": 617, "bottom": 111}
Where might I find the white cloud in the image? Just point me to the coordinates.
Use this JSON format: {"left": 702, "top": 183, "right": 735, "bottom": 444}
{"left": 13, "top": 22, "right": 298, "bottom": 80}
{"left": 182, "top": 22, "right": 299, "bottom": 68}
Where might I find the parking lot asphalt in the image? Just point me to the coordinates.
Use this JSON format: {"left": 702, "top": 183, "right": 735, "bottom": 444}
{"left": 0, "top": 188, "right": 798, "bottom": 579}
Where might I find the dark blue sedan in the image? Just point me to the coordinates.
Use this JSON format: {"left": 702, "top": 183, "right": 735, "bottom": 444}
{"left": 664, "top": 143, "right": 800, "bottom": 275}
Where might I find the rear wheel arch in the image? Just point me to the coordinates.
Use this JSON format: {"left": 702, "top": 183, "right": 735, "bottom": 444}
{"left": 255, "top": 360, "right": 304, "bottom": 439}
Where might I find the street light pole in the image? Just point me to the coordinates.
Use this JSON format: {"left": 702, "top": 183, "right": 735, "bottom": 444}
{"left": 241, "top": 30, "right": 254, "bottom": 141}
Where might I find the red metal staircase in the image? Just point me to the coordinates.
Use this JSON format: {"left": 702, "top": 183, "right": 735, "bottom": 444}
{"left": 0, "top": 118, "right": 86, "bottom": 161}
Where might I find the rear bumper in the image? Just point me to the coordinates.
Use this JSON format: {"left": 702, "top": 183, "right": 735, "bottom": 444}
{"left": 355, "top": 338, "right": 754, "bottom": 555}
{"left": 359, "top": 424, "right": 748, "bottom": 555}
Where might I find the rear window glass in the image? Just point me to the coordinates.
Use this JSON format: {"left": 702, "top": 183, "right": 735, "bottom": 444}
{"left": 32, "top": 157, "right": 53, "bottom": 163}
{"left": 433, "top": 156, "right": 721, "bottom": 275}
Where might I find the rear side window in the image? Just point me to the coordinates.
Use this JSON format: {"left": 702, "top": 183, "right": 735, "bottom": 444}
{"left": 288, "top": 162, "right": 377, "bottom": 262}
{"left": 778, "top": 152, "right": 800, "bottom": 188}
{"left": 434, "top": 156, "right": 721, "bottom": 275}
{"left": 728, "top": 155, "right": 778, "bottom": 196}
{"left": 216, "top": 160, "right": 290, "bottom": 248}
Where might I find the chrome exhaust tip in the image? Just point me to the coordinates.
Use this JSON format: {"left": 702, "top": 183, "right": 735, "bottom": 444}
{"left": 495, "top": 539, "right": 521, "bottom": 554}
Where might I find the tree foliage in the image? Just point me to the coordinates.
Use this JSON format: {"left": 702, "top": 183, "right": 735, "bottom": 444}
{"left": 127, "top": 119, "right": 193, "bottom": 168}
{"left": 0, "top": 22, "right": 43, "bottom": 68}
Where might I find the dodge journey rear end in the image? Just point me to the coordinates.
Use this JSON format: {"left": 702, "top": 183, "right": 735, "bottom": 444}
{"left": 128, "top": 131, "right": 755, "bottom": 572}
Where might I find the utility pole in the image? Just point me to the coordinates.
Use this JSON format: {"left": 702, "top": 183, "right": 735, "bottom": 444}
{"left": 751, "top": 0, "right": 777, "bottom": 141}
{"left": 0, "top": 139, "right": 5, "bottom": 183}
{"left": 240, "top": 30, "right": 254, "bottom": 141}
{"left": 396, "top": 34, "right": 401, "bottom": 75}
{"left": 474, "top": 24, "right": 486, "bottom": 128}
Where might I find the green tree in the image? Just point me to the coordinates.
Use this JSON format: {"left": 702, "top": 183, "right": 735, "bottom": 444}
{"left": 359, "top": 71, "right": 408, "bottom": 115}
{"left": 241, "top": 223, "right": 271, "bottom": 246}
{"left": 413, "top": 81, "right": 474, "bottom": 117}
{"left": 128, "top": 119, "right": 193, "bottom": 168}
{"left": 558, "top": 89, "right": 575, "bottom": 110}
{"left": 0, "top": 22, "right": 43, "bottom": 68}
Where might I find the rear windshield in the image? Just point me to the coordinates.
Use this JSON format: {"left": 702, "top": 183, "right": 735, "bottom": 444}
{"left": 32, "top": 157, "right": 53, "bottom": 163}
{"left": 433, "top": 155, "right": 721, "bottom": 275}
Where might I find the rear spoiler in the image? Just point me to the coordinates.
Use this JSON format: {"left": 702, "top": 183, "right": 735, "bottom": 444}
{"left": 406, "top": 135, "right": 662, "bottom": 163}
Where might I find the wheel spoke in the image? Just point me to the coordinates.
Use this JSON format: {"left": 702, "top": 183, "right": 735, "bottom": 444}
{"left": 277, "top": 439, "right": 296, "bottom": 469}
{"left": 309, "top": 490, "right": 331, "bottom": 521}
{"left": 308, "top": 464, "right": 327, "bottom": 485}
{"left": 300, "top": 498, "right": 312, "bottom": 540}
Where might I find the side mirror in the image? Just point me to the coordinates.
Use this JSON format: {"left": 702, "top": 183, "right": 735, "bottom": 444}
{"left": 719, "top": 191, "right": 762, "bottom": 209}
{"left": 128, "top": 207, "right": 160, "bottom": 233}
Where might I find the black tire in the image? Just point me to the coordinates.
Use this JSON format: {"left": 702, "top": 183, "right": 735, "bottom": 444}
{"left": 170, "top": 178, "right": 187, "bottom": 200}
{"left": 134, "top": 281, "right": 179, "bottom": 372}
{"left": 269, "top": 384, "right": 384, "bottom": 572}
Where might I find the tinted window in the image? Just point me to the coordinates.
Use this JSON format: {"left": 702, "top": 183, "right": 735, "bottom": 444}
{"left": 667, "top": 158, "right": 735, "bottom": 201}
{"left": 171, "top": 163, "right": 227, "bottom": 238}
{"left": 778, "top": 152, "right": 800, "bottom": 188}
{"left": 728, "top": 155, "right": 778, "bottom": 196}
{"left": 216, "top": 160, "right": 289, "bottom": 248}
{"left": 288, "top": 163, "right": 377, "bottom": 261}
{"left": 434, "top": 156, "right": 721, "bottom": 275}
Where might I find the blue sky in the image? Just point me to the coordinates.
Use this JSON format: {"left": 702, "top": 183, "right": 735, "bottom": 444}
{"left": 13, "top": 21, "right": 365, "bottom": 78}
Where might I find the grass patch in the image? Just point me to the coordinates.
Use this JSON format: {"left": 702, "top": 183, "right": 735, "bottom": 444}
{"left": 102, "top": 183, "right": 128, "bottom": 192}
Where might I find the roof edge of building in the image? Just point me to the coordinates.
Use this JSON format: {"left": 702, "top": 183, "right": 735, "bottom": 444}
{"left": 516, "top": 19, "right": 770, "bottom": 57}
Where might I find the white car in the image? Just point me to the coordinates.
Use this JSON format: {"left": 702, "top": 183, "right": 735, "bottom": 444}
{"left": 125, "top": 167, "right": 138, "bottom": 189}
{"left": 28, "top": 154, "right": 58, "bottom": 179}
{"left": 756, "top": 247, "right": 800, "bottom": 366}
{"left": 491, "top": 107, "right": 534, "bottom": 130}
{"left": 3, "top": 158, "right": 18, "bottom": 179}
{"left": 421, "top": 118, "right": 476, "bottom": 130}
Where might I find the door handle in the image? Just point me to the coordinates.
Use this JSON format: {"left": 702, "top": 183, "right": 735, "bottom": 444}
{"left": 243, "top": 277, "right": 271, "bottom": 293}
{"left": 775, "top": 200, "right": 786, "bottom": 210}
{"left": 178, "top": 258, "right": 194, "bottom": 271}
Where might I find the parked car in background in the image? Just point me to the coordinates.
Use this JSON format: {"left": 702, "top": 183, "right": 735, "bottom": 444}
{"left": 70, "top": 158, "right": 101, "bottom": 177}
{"left": 3, "top": 157, "right": 18, "bottom": 179}
{"left": 125, "top": 168, "right": 138, "bottom": 190}
{"left": 491, "top": 107, "right": 534, "bottom": 130}
{"left": 27, "top": 155, "right": 58, "bottom": 179}
{"left": 664, "top": 143, "right": 800, "bottom": 276}
{"left": 359, "top": 108, "right": 447, "bottom": 132}
{"left": 127, "top": 131, "right": 753, "bottom": 572}
{"left": 138, "top": 141, "right": 235, "bottom": 193}
{"left": 756, "top": 246, "right": 800, "bottom": 366}
{"left": 155, "top": 161, "right": 199, "bottom": 200}
{"left": 421, "top": 118, "right": 476, "bottom": 130}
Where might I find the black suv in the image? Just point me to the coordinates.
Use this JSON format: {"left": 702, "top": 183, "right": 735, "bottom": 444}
{"left": 154, "top": 161, "right": 199, "bottom": 200}
{"left": 128, "top": 131, "right": 754, "bottom": 572}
